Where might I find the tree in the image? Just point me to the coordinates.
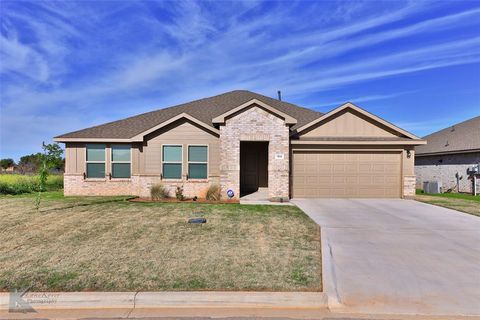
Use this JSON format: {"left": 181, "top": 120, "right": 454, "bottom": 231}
{"left": 0, "top": 158, "right": 15, "bottom": 170}
{"left": 35, "top": 142, "right": 64, "bottom": 210}
{"left": 18, "top": 153, "right": 43, "bottom": 173}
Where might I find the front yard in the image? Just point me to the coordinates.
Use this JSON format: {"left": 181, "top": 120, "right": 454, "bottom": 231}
{"left": 416, "top": 191, "right": 480, "bottom": 217}
{"left": 0, "top": 192, "right": 321, "bottom": 292}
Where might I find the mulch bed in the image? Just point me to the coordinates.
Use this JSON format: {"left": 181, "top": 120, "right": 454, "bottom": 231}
{"left": 128, "top": 197, "right": 239, "bottom": 204}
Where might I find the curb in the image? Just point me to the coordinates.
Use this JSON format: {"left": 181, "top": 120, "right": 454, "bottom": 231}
{"left": 320, "top": 229, "right": 343, "bottom": 309}
{"left": 0, "top": 291, "right": 328, "bottom": 311}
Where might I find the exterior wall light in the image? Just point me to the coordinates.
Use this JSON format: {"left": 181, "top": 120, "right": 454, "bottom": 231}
{"left": 407, "top": 150, "right": 411, "bottom": 158}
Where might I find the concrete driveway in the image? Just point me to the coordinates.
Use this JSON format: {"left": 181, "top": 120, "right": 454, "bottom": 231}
{"left": 292, "top": 199, "right": 480, "bottom": 316}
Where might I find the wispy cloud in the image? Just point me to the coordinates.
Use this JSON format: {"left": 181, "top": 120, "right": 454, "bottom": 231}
{"left": 1, "top": 1, "right": 479, "bottom": 159}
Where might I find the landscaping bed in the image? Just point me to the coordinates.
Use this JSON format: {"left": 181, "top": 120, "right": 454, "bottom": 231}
{"left": 0, "top": 191, "right": 322, "bottom": 292}
{"left": 129, "top": 197, "right": 239, "bottom": 204}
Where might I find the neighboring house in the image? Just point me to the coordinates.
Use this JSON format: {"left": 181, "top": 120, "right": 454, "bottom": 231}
{"left": 54, "top": 90, "right": 425, "bottom": 200}
{"left": 415, "top": 116, "right": 480, "bottom": 193}
{"left": 1, "top": 166, "right": 16, "bottom": 173}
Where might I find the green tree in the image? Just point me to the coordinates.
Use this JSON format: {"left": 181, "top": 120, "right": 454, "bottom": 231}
{"left": 35, "top": 142, "right": 64, "bottom": 210}
{"left": 18, "top": 153, "right": 43, "bottom": 173}
{"left": 0, "top": 158, "right": 15, "bottom": 170}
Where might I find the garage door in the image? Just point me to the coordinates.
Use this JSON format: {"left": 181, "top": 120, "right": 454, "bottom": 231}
{"left": 292, "top": 151, "right": 401, "bottom": 198}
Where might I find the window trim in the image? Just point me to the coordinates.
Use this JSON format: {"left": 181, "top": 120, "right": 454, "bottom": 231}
{"left": 111, "top": 144, "right": 132, "bottom": 179}
{"left": 161, "top": 144, "right": 183, "bottom": 180}
{"left": 187, "top": 144, "right": 209, "bottom": 180}
{"left": 85, "top": 144, "right": 106, "bottom": 179}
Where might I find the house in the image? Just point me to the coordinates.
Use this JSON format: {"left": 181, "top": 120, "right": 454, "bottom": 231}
{"left": 415, "top": 116, "right": 480, "bottom": 193}
{"left": 54, "top": 90, "right": 425, "bottom": 200}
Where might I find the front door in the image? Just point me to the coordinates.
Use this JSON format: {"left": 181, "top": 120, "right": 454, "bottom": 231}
{"left": 240, "top": 141, "right": 268, "bottom": 196}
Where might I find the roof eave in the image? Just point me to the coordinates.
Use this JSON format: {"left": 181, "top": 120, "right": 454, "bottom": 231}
{"left": 415, "top": 148, "right": 480, "bottom": 157}
{"left": 54, "top": 113, "right": 220, "bottom": 143}
{"left": 291, "top": 139, "right": 426, "bottom": 145}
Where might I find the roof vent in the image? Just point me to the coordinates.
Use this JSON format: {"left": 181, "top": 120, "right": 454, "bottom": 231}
{"left": 277, "top": 90, "right": 282, "bottom": 101}
{"left": 451, "top": 126, "right": 455, "bottom": 132}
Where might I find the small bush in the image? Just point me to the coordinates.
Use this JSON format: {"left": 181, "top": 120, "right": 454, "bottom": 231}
{"left": 206, "top": 184, "right": 220, "bottom": 201}
{"left": 0, "top": 174, "right": 63, "bottom": 195}
{"left": 150, "top": 183, "right": 169, "bottom": 200}
{"left": 175, "top": 186, "right": 184, "bottom": 201}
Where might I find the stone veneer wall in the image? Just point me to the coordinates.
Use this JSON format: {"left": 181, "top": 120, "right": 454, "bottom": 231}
{"left": 415, "top": 152, "right": 480, "bottom": 193}
{"left": 219, "top": 106, "right": 290, "bottom": 200}
{"left": 403, "top": 175, "right": 416, "bottom": 199}
{"left": 64, "top": 173, "right": 218, "bottom": 198}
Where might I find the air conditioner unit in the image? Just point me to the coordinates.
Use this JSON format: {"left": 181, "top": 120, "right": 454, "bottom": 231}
{"left": 423, "top": 181, "right": 443, "bottom": 194}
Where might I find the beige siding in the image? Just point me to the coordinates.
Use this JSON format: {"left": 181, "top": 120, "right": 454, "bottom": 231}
{"left": 302, "top": 110, "right": 400, "bottom": 138}
{"left": 143, "top": 119, "right": 220, "bottom": 177}
{"left": 65, "top": 143, "right": 85, "bottom": 174}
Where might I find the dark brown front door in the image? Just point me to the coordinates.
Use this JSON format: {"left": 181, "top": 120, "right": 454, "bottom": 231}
{"left": 240, "top": 141, "right": 268, "bottom": 196}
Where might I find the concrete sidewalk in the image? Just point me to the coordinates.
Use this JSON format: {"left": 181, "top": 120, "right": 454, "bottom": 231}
{"left": 0, "top": 291, "right": 327, "bottom": 318}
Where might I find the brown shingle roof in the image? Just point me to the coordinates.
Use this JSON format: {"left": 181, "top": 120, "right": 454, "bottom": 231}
{"left": 415, "top": 116, "right": 480, "bottom": 155}
{"left": 55, "top": 90, "right": 322, "bottom": 139}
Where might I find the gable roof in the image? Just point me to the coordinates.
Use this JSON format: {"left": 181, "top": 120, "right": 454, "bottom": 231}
{"left": 415, "top": 116, "right": 480, "bottom": 156}
{"left": 212, "top": 99, "right": 297, "bottom": 125}
{"left": 54, "top": 90, "right": 322, "bottom": 141}
{"left": 296, "top": 102, "right": 423, "bottom": 140}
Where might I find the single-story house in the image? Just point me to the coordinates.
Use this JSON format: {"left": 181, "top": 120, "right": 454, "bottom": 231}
{"left": 415, "top": 116, "right": 480, "bottom": 193}
{"left": 54, "top": 90, "right": 425, "bottom": 200}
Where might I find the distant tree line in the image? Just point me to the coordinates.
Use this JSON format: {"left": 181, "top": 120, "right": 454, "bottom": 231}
{"left": 1, "top": 143, "right": 64, "bottom": 174}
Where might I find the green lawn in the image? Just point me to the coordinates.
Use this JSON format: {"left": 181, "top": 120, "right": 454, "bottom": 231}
{"left": 416, "top": 189, "right": 480, "bottom": 217}
{"left": 0, "top": 192, "right": 322, "bottom": 292}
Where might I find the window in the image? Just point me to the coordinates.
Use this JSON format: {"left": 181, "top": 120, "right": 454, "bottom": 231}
{"left": 112, "top": 145, "right": 131, "bottom": 178}
{"left": 86, "top": 144, "right": 105, "bottom": 178}
{"left": 162, "top": 145, "right": 182, "bottom": 179}
{"left": 188, "top": 145, "right": 208, "bottom": 179}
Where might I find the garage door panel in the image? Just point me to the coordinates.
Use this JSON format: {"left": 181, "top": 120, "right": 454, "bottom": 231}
{"left": 293, "top": 151, "right": 401, "bottom": 198}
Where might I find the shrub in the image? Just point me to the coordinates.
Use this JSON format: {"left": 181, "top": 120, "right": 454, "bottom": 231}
{"left": 206, "top": 184, "right": 220, "bottom": 201}
{"left": 0, "top": 174, "right": 63, "bottom": 195}
{"left": 150, "top": 183, "right": 169, "bottom": 200}
{"left": 175, "top": 186, "right": 184, "bottom": 201}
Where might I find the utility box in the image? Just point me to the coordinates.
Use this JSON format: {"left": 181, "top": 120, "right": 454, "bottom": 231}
{"left": 423, "top": 181, "right": 443, "bottom": 194}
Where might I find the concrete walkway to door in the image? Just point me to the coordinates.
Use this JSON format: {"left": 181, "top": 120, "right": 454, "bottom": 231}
{"left": 292, "top": 198, "right": 480, "bottom": 316}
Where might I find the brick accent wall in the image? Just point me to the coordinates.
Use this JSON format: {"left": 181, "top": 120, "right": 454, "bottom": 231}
{"left": 415, "top": 152, "right": 480, "bottom": 193}
{"left": 64, "top": 173, "right": 218, "bottom": 198}
{"left": 219, "top": 106, "right": 290, "bottom": 201}
{"left": 403, "top": 175, "right": 416, "bottom": 199}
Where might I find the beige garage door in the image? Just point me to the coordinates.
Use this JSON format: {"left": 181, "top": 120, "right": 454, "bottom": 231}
{"left": 292, "top": 151, "right": 401, "bottom": 198}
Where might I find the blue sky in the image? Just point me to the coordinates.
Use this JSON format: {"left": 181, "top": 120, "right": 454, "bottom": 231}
{"left": 1, "top": 0, "right": 479, "bottom": 160}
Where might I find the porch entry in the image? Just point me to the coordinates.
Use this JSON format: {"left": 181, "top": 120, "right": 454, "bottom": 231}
{"left": 240, "top": 141, "right": 268, "bottom": 197}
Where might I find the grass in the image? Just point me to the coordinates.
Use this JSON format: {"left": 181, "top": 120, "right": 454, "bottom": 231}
{"left": 0, "top": 191, "right": 322, "bottom": 292}
{"left": 0, "top": 174, "right": 63, "bottom": 195}
{"left": 416, "top": 189, "right": 480, "bottom": 217}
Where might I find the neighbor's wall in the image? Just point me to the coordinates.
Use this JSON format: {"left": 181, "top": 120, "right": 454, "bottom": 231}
{"left": 415, "top": 152, "right": 480, "bottom": 193}
{"left": 219, "top": 105, "right": 290, "bottom": 200}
